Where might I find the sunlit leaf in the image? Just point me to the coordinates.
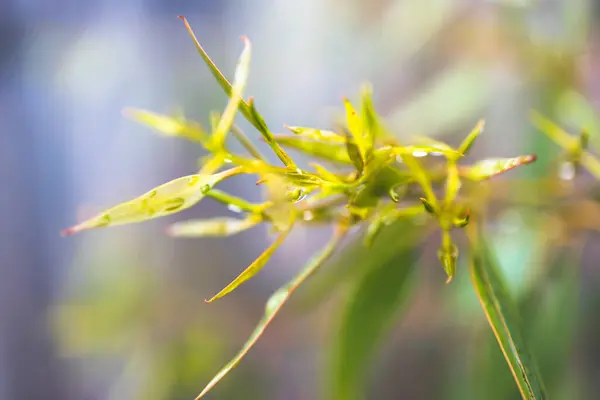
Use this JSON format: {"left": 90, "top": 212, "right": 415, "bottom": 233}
{"left": 343, "top": 98, "right": 364, "bottom": 147}
{"left": 331, "top": 218, "right": 422, "bottom": 400}
{"left": 285, "top": 125, "right": 345, "bottom": 143}
{"left": 438, "top": 232, "right": 458, "bottom": 283}
{"left": 401, "top": 154, "right": 438, "bottom": 207}
{"left": 62, "top": 168, "right": 241, "bottom": 235}
{"left": 530, "top": 111, "right": 575, "bottom": 151}
{"left": 460, "top": 155, "right": 537, "bottom": 181}
{"left": 272, "top": 135, "right": 352, "bottom": 164}
{"left": 211, "top": 36, "right": 251, "bottom": 147}
{"left": 468, "top": 228, "right": 547, "bottom": 400}
{"left": 458, "top": 119, "right": 485, "bottom": 156}
{"left": 167, "top": 215, "right": 261, "bottom": 237}
{"left": 205, "top": 222, "right": 293, "bottom": 302}
{"left": 444, "top": 162, "right": 461, "bottom": 205}
{"left": 360, "top": 83, "right": 378, "bottom": 154}
{"left": 310, "top": 163, "right": 346, "bottom": 184}
{"left": 196, "top": 228, "right": 346, "bottom": 399}
{"left": 123, "top": 108, "right": 207, "bottom": 143}
{"left": 178, "top": 16, "right": 294, "bottom": 168}
{"left": 342, "top": 127, "right": 365, "bottom": 174}
{"left": 393, "top": 144, "right": 461, "bottom": 158}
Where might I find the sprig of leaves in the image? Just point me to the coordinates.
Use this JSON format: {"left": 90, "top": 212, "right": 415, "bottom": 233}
{"left": 62, "top": 16, "right": 540, "bottom": 399}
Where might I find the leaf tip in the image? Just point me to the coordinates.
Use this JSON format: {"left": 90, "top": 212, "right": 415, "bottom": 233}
{"left": 60, "top": 226, "right": 79, "bottom": 236}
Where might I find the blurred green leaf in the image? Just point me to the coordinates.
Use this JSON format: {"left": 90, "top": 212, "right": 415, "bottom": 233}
{"left": 389, "top": 64, "right": 491, "bottom": 137}
{"left": 62, "top": 168, "right": 241, "bottom": 235}
{"left": 330, "top": 219, "right": 422, "bottom": 400}
{"left": 123, "top": 108, "right": 208, "bottom": 143}
{"left": 272, "top": 135, "right": 352, "bottom": 164}
{"left": 468, "top": 229, "right": 547, "bottom": 400}
{"left": 167, "top": 215, "right": 261, "bottom": 237}
{"left": 196, "top": 229, "right": 346, "bottom": 399}
{"left": 457, "top": 119, "right": 485, "bottom": 157}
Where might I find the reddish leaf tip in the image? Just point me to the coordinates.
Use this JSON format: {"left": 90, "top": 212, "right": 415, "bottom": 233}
{"left": 60, "top": 226, "right": 79, "bottom": 237}
{"left": 177, "top": 15, "right": 186, "bottom": 21}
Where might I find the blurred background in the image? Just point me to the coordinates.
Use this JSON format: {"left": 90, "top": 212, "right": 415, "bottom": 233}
{"left": 3, "top": 0, "right": 600, "bottom": 399}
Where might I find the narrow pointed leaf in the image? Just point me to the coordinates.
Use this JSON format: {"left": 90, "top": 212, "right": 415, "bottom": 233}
{"left": 178, "top": 16, "right": 294, "bottom": 167}
{"left": 343, "top": 98, "right": 367, "bottom": 158}
{"left": 461, "top": 155, "right": 537, "bottom": 181}
{"left": 206, "top": 223, "right": 293, "bottom": 302}
{"left": 123, "top": 108, "right": 207, "bottom": 143}
{"left": 167, "top": 216, "right": 261, "bottom": 237}
{"left": 444, "top": 162, "right": 461, "bottom": 205}
{"left": 458, "top": 119, "right": 485, "bottom": 156}
{"left": 310, "top": 163, "right": 346, "bottom": 184}
{"left": 360, "top": 84, "right": 378, "bottom": 153}
{"left": 342, "top": 127, "right": 365, "bottom": 174}
{"left": 62, "top": 169, "right": 240, "bottom": 235}
{"left": 331, "top": 219, "right": 422, "bottom": 400}
{"left": 272, "top": 135, "right": 352, "bottom": 164}
{"left": 401, "top": 154, "right": 437, "bottom": 207}
{"left": 468, "top": 229, "right": 547, "bottom": 400}
{"left": 196, "top": 229, "right": 346, "bottom": 399}
{"left": 211, "top": 37, "right": 251, "bottom": 147}
{"left": 530, "top": 111, "right": 576, "bottom": 151}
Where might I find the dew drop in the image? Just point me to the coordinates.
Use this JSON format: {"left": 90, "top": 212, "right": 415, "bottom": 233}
{"left": 200, "top": 184, "right": 211, "bottom": 194}
{"left": 559, "top": 162, "right": 575, "bottom": 181}
{"left": 227, "top": 204, "right": 243, "bottom": 213}
{"left": 303, "top": 210, "right": 314, "bottom": 221}
{"left": 412, "top": 150, "right": 428, "bottom": 158}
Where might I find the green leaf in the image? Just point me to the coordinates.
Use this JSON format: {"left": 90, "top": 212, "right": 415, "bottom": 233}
{"left": 196, "top": 228, "right": 346, "bottom": 399}
{"left": 530, "top": 110, "right": 578, "bottom": 151}
{"left": 458, "top": 119, "right": 485, "bottom": 156}
{"left": 343, "top": 98, "right": 366, "bottom": 157}
{"left": 285, "top": 125, "right": 345, "bottom": 143}
{"left": 272, "top": 135, "right": 352, "bottom": 164}
{"left": 309, "top": 163, "right": 346, "bottom": 184}
{"left": 341, "top": 127, "right": 365, "bottom": 174}
{"left": 393, "top": 144, "right": 461, "bottom": 158}
{"left": 178, "top": 16, "right": 295, "bottom": 168}
{"left": 211, "top": 36, "right": 251, "bottom": 147}
{"left": 62, "top": 168, "right": 241, "bottom": 235}
{"left": 123, "top": 108, "right": 208, "bottom": 143}
{"left": 360, "top": 83, "right": 378, "bottom": 153}
{"left": 401, "top": 154, "right": 438, "bottom": 208}
{"left": 468, "top": 229, "right": 547, "bottom": 400}
{"left": 330, "top": 218, "right": 422, "bottom": 400}
{"left": 460, "top": 155, "right": 538, "bottom": 181}
{"left": 167, "top": 215, "right": 261, "bottom": 237}
{"left": 444, "top": 162, "right": 461, "bottom": 206}
{"left": 205, "top": 221, "right": 293, "bottom": 303}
